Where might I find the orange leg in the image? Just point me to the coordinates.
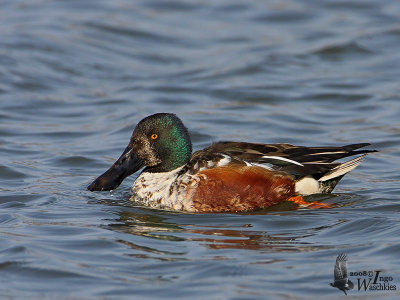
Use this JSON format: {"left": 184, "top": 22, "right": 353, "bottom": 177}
{"left": 287, "top": 195, "right": 333, "bottom": 209}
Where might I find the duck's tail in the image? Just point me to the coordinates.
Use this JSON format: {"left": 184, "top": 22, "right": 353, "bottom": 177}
{"left": 317, "top": 154, "right": 368, "bottom": 193}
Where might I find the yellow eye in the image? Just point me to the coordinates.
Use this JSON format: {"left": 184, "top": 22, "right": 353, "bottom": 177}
{"left": 151, "top": 133, "right": 158, "bottom": 140}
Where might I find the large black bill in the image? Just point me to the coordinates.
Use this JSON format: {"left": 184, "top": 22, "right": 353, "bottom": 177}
{"left": 87, "top": 147, "right": 144, "bottom": 191}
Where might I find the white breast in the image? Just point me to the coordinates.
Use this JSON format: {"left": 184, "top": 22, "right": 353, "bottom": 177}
{"left": 131, "top": 166, "right": 196, "bottom": 211}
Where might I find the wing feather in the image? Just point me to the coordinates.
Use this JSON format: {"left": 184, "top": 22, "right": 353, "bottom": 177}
{"left": 334, "top": 253, "right": 349, "bottom": 281}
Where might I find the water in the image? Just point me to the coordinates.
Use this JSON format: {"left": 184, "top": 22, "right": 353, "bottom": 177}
{"left": 1, "top": 0, "right": 400, "bottom": 298}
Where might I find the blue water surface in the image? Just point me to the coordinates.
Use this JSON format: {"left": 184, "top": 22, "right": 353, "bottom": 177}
{"left": 1, "top": 0, "right": 400, "bottom": 299}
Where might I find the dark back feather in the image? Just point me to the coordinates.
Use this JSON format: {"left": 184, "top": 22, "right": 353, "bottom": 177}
{"left": 193, "top": 142, "right": 376, "bottom": 179}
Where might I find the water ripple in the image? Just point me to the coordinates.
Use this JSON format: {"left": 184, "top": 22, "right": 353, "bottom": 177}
{"left": 1, "top": 0, "right": 399, "bottom": 299}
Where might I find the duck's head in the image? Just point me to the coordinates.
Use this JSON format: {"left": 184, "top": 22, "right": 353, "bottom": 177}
{"left": 88, "top": 113, "right": 192, "bottom": 191}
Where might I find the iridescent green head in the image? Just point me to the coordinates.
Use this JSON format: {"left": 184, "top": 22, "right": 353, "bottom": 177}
{"left": 87, "top": 113, "right": 192, "bottom": 191}
{"left": 131, "top": 113, "right": 192, "bottom": 172}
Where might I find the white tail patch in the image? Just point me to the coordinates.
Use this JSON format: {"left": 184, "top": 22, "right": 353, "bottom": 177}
{"left": 318, "top": 155, "right": 366, "bottom": 182}
{"left": 295, "top": 176, "right": 320, "bottom": 195}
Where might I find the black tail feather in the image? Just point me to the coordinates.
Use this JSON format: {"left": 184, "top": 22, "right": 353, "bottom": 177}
{"left": 285, "top": 143, "right": 377, "bottom": 163}
{"left": 343, "top": 143, "right": 378, "bottom": 155}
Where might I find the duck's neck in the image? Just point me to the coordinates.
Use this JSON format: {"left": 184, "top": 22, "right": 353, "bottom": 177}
{"left": 146, "top": 139, "right": 192, "bottom": 173}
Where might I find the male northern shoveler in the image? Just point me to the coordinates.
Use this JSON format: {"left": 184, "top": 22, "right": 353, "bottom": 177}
{"left": 88, "top": 113, "right": 376, "bottom": 212}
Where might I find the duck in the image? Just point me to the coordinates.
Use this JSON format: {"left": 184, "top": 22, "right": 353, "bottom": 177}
{"left": 87, "top": 113, "right": 376, "bottom": 212}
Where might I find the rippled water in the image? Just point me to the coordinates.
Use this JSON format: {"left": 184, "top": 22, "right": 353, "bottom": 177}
{"left": 1, "top": 0, "right": 400, "bottom": 299}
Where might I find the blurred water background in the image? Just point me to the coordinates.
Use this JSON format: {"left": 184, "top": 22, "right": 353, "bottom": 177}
{"left": 1, "top": 0, "right": 400, "bottom": 299}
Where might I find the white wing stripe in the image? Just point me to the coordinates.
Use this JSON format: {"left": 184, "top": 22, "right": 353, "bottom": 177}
{"left": 309, "top": 151, "right": 345, "bottom": 155}
{"left": 262, "top": 156, "right": 304, "bottom": 166}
